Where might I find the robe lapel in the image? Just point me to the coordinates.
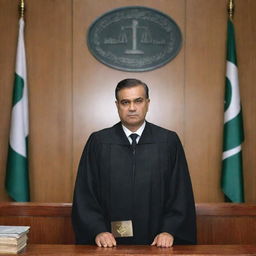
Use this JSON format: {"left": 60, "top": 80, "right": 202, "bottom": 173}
{"left": 112, "top": 122, "right": 130, "bottom": 146}
{"left": 138, "top": 122, "right": 155, "bottom": 145}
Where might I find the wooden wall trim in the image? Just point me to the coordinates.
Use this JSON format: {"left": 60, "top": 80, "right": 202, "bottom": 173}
{"left": 2, "top": 202, "right": 256, "bottom": 217}
{"left": 0, "top": 203, "right": 72, "bottom": 217}
{"left": 195, "top": 203, "right": 256, "bottom": 216}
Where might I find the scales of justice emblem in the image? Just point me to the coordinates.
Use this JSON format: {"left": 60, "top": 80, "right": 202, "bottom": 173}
{"left": 104, "top": 19, "right": 158, "bottom": 55}
{"left": 87, "top": 6, "right": 182, "bottom": 72}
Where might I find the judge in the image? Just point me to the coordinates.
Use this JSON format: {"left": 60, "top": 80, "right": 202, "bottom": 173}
{"left": 72, "top": 78, "right": 196, "bottom": 248}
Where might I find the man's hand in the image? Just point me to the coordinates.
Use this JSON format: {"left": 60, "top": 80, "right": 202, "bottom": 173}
{"left": 151, "top": 232, "right": 174, "bottom": 248}
{"left": 95, "top": 232, "right": 116, "bottom": 247}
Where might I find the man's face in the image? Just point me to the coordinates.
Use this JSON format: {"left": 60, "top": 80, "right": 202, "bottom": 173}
{"left": 116, "top": 85, "right": 150, "bottom": 131}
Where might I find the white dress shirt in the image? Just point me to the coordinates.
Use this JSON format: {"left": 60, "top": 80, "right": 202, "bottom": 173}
{"left": 122, "top": 122, "right": 146, "bottom": 145}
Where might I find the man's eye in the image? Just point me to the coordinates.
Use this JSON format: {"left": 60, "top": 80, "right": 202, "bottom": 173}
{"left": 135, "top": 98, "right": 143, "bottom": 103}
{"left": 121, "top": 101, "right": 129, "bottom": 105}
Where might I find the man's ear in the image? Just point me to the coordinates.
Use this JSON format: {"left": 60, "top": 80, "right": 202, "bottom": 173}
{"left": 146, "top": 98, "right": 150, "bottom": 112}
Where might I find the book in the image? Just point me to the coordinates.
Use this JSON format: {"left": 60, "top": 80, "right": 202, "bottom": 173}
{"left": 0, "top": 243, "right": 26, "bottom": 254}
{"left": 0, "top": 235, "right": 27, "bottom": 246}
{"left": 0, "top": 226, "right": 30, "bottom": 254}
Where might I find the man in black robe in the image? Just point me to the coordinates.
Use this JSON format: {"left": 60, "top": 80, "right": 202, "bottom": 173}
{"left": 72, "top": 78, "right": 196, "bottom": 248}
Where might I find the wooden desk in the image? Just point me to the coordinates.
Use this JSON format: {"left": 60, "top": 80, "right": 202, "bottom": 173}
{"left": 15, "top": 244, "right": 256, "bottom": 255}
{"left": 1, "top": 203, "right": 256, "bottom": 244}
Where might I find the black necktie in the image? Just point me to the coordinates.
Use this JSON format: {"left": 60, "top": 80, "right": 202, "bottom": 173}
{"left": 130, "top": 133, "right": 139, "bottom": 149}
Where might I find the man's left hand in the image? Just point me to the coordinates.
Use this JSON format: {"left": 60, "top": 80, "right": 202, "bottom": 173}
{"left": 151, "top": 232, "right": 174, "bottom": 247}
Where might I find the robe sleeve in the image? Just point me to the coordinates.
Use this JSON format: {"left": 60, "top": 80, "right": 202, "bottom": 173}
{"left": 72, "top": 133, "right": 108, "bottom": 244}
{"left": 160, "top": 133, "right": 197, "bottom": 244}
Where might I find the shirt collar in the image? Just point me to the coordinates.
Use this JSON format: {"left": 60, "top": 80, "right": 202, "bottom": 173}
{"left": 122, "top": 121, "right": 146, "bottom": 143}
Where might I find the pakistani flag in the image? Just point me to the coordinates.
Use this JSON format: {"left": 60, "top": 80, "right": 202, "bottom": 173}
{"left": 221, "top": 18, "right": 244, "bottom": 203}
{"left": 5, "top": 18, "right": 30, "bottom": 202}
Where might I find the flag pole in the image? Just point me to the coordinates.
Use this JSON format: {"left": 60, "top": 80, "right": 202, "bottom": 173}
{"left": 20, "top": 0, "right": 25, "bottom": 18}
{"left": 221, "top": 0, "right": 245, "bottom": 202}
{"left": 228, "top": 0, "right": 234, "bottom": 20}
{"left": 5, "top": 0, "right": 30, "bottom": 201}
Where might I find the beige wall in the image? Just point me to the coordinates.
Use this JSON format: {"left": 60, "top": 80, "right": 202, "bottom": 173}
{"left": 0, "top": 0, "right": 255, "bottom": 202}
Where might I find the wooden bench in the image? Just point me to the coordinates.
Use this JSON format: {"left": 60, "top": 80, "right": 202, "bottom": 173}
{"left": 0, "top": 203, "right": 256, "bottom": 244}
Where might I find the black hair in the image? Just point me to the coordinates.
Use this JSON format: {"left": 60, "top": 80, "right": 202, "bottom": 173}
{"left": 115, "top": 78, "right": 149, "bottom": 100}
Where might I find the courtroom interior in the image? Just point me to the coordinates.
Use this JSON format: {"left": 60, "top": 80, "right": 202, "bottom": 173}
{"left": 0, "top": 0, "right": 256, "bottom": 254}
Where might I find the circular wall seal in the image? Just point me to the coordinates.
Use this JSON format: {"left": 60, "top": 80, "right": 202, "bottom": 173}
{"left": 87, "top": 6, "right": 182, "bottom": 72}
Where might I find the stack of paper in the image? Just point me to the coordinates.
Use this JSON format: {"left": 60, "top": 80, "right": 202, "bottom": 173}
{"left": 0, "top": 226, "right": 30, "bottom": 254}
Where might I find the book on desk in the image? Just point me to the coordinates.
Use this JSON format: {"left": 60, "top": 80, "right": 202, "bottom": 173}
{"left": 0, "top": 226, "right": 30, "bottom": 254}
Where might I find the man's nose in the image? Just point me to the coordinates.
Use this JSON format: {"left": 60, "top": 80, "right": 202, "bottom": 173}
{"left": 129, "top": 102, "right": 136, "bottom": 111}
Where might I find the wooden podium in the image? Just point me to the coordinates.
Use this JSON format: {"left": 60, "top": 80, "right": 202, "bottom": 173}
{"left": 1, "top": 202, "right": 256, "bottom": 250}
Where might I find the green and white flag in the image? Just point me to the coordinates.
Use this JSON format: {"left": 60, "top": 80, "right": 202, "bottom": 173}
{"left": 5, "top": 18, "right": 30, "bottom": 202}
{"left": 221, "top": 19, "right": 244, "bottom": 202}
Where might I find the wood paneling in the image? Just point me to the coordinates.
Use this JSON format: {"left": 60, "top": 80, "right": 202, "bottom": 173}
{"left": 0, "top": 0, "right": 255, "bottom": 202}
{"left": 196, "top": 203, "right": 256, "bottom": 244}
{"left": 185, "top": 0, "right": 227, "bottom": 202}
{"left": 1, "top": 203, "right": 256, "bottom": 245}
{"left": 0, "top": 203, "right": 74, "bottom": 244}
{"left": 24, "top": 0, "right": 73, "bottom": 202}
{"left": 0, "top": 0, "right": 73, "bottom": 202}
{"left": 235, "top": 0, "right": 256, "bottom": 202}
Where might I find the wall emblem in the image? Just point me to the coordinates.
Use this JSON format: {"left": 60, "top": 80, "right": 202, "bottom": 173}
{"left": 87, "top": 6, "right": 182, "bottom": 72}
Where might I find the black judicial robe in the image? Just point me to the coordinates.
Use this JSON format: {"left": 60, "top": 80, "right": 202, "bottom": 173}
{"left": 72, "top": 122, "right": 196, "bottom": 245}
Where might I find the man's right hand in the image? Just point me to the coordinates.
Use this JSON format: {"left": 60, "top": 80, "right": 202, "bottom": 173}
{"left": 95, "top": 232, "right": 117, "bottom": 247}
